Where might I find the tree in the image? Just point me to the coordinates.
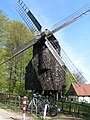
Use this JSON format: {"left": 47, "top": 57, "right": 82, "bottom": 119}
{"left": 73, "top": 72, "right": 87, "bottom": 84}
{"left": 62, "top": 69, "right": 87, "bottom": 96}
{"left": 4, "top": 20, "right": 34, "bottom": 57}
{"left": 62, "top": 70, "right": 76, "bottom": 96}
{"left": 0, "top": 11, "right": 9, "bottom": 91}
{"left": 0, "top": 10, "right": 8, "bottom": 46}
{"left": 0, "top": 12, "right": 35, "bottom": 92}
{"left": 4, "top": 20, "right": 35, "bottom": 92}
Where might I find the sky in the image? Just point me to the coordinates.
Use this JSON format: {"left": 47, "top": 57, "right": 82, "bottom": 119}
{"left": 0, "top": 0, "right": 90, "bottom": 83}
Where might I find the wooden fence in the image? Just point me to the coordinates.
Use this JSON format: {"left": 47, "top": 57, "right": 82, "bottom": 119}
{"left": 0, "top": 92, "right": 23, "bottom": 111}
{"left": 57, "top": 101, "right": 90, "bottom": 116}
{"left": 0, "top": 92, "right": 90, "bottom": 116}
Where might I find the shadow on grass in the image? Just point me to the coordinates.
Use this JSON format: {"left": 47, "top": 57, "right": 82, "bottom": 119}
{"left": 82, "top": 115, "right": 90, "bottom": 120}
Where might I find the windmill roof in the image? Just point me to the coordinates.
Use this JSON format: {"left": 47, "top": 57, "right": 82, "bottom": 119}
{"left": 72, "top": 83, "right": 90, "bottom": 96}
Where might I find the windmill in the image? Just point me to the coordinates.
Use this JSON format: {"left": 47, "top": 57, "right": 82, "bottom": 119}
{"left": 1, "top": 0, "right": 90, "bottom": 94}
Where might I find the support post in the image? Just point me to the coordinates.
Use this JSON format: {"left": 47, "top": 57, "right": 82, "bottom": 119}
{"left": 22, "top": 96, "right": 27, "bottom": 120}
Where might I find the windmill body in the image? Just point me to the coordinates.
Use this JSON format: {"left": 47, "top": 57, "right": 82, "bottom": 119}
{"left": 25, "top": 31, "right": 66, "bottom": 90}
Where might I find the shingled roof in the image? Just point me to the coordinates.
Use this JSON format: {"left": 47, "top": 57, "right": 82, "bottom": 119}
{"left": 72, "top": 83, "right": 90, "bottom": 96}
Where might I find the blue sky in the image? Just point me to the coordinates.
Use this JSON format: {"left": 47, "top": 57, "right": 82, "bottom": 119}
{"left": 0, "top": 0, "right": 90, "bottom": 83}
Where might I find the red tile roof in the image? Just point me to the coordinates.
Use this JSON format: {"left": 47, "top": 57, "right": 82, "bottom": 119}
{"left": 72, "top": 83, "right": 90, "bottom": 96}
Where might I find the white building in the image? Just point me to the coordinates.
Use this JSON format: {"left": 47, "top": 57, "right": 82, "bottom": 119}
{"left": 66, "top": 83, "right": 90, "bottom": 103}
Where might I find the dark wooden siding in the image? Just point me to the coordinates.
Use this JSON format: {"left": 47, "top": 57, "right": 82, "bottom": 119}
{"left": 25, "top": 33, "right": 66, "bottom": 91}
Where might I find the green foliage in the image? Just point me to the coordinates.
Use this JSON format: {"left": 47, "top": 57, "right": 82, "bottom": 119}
{"left": 4, "top": 20, "right": 34, "bottom": 57}
{"left": 62, "top": 70, "right": 76, "bottom": 96}
{"left": 0, "top": 10, "right": 8, "bottom": 45}
{"left": 0, "top": 11, "right": 35, "bottom": 93}
{"left": 14, "top": 81, "right": 26, "bottom": 95}
{"left": 66, "top": 71, "right": 76, "bottom": 91}
{"left": 63, "top": 70, "right": 86, "bottom": 96}
{"left": 0, "top": 11, "right": 9, "bottom": 92}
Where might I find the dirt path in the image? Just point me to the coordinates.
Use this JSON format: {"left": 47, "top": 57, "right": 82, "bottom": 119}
{"left": 0, "top": 108, "right": 82, "bottom": 120}
{"left": 0, "top": 109, "right": 34, "bottom": 120}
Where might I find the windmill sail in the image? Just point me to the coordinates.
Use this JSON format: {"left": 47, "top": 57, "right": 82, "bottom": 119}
{"left": 45, "top": 37, "right": 87, "bottom": 83}
{"left": 1, "top": 3, "right": 90, "bottom": 65}
{"left": 15, "top": 0, "right": 42, "bottom": 34}
{"left": 61, "top": 49, "right": 87, "bottom": 83}
{"left": 51, "top": 4, "right": 90, "bottom": 34}
{"left": 45, "top": 37, "right": 64, "bottom": 66}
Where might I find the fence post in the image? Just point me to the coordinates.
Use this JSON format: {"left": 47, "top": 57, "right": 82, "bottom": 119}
{"left": 18, "top": 96, "right": 21, "bottom": 111}
{"left": 14, "top": 97, "right": 17, "bottom": 111}
{"left": 22, "top": 96, "right": 27, "bottom": 120}
{"left": 69, "top": 101, "right": 71, "bottom": 114}
{"left": 62, "top": 101, "right": 63, "bottom": 111}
